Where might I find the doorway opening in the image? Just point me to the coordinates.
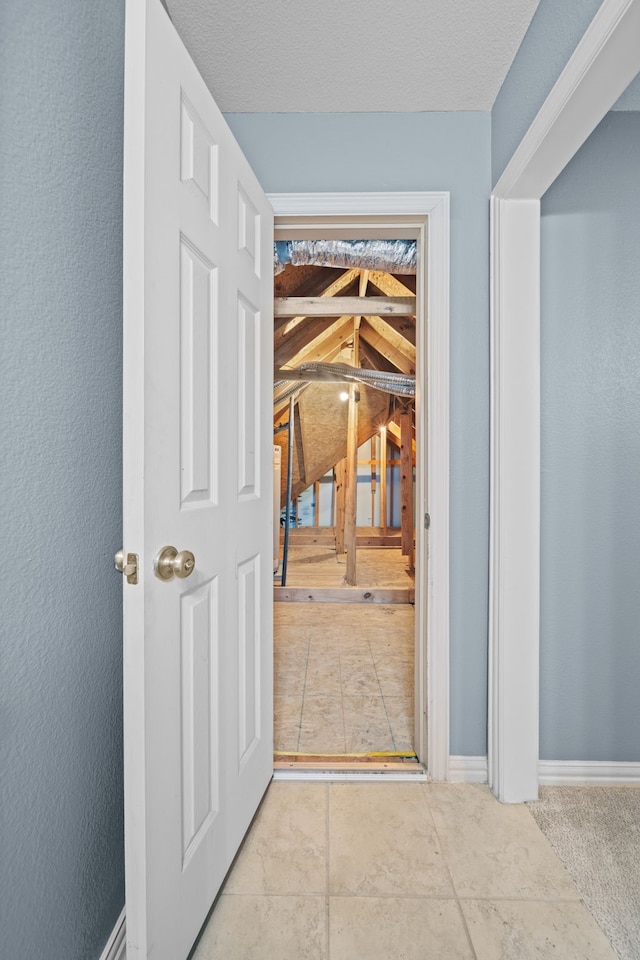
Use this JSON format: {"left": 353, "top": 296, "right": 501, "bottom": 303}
{"left": 271, "top": 218, "right": 425, "bottom": 774}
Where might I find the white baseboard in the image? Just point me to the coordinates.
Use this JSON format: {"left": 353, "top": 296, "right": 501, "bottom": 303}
{"left": 538, "top": 760, "right": 640, "bottom": 785}
{"left": 99, "top": 908, "right": 126, "bottom": 960}
{"left": 448, "top": 756, "right": 488, "bottom": 783}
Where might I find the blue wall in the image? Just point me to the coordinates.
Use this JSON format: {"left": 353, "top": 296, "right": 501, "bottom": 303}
{"left": 539, "top": 112, "right": 640, "bottom": 761}
{"left": 227, "top": 112, "right": 492, "bottom": 755}
{"left": 0, "top": 2, "right": 125, "bottom": 957}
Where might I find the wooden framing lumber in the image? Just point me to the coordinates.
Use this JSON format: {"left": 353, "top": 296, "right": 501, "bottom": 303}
{"left": 334, "top": 459, "right": 346, "bottom": 554}
{"left": 274, "top": 586, "right": 415, "bottom": 604}
{"left": 274, "top": 296, "right": 416, "bottom": 318}
{"left": 380, "top": 425, "right": 387, "bottom": 534}
{"left": 400, "top": 411, "right": 414, "bottom": 571}
{"left": 344, "top": 384, "right": 358, "bottom": 585}
{"left": 359, "top": 318, "right": 415, "bottom": 374}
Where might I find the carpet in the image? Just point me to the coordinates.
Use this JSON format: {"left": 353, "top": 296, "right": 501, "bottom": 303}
{"left": 528, "top": 786, "right": 640, "bottom": 960}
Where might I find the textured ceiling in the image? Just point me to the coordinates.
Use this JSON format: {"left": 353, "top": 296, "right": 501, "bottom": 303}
{"left": 166, "top": 0, "right": 541, "bottom": 113}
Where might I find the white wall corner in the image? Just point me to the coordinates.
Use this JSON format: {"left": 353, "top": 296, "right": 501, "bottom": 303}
{"left": 538, "top": 760, "right": 640, "bottom": 785}
{"left": 488, "top": 196, "right": 541, "bottom": 804}
{"left": 99, "top": 908, "right": 126, "bottom": 960}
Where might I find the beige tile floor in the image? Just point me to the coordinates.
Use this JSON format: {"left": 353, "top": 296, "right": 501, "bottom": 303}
{"left": 274, "top": 603, "right": 415, "bottom": 755}
{"left": 192, "top": 781, "right": 618, "bottom": 960}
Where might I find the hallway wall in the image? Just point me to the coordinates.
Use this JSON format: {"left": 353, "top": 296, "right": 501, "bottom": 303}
{"left": 539, "top": 112, "right": 640, "bottom": 761}
{"left": 226, "top": 111, "right": 492, "bottom": 757}
{"left": 492, "top": 1, "right": 640, "bottom": 763}
{"left": 0, "top": 2, "right": 125, "bottom": 957}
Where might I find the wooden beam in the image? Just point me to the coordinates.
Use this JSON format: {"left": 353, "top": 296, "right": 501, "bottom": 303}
{"left": 275, "top": 315, "right": 336, "bottom": 367}
{"left": 367, "top": 271, "right": 416, "bottom": 298}
{"left": 282, "top": 315, "right": 355, "bottom": 370}
{"left": 334, "top": 459, "right": 346, "bottom": 554}
{"left": 274, "top": 296, "right": 416, "bottom": 318}
{"left": 400, "top": 411, "right": 414, "bottom": 572}
{"left": 373, "top": 313, "right": 416, "bottom": 348}
{"left": 344, "top": 380, "right": 358, "bottom": 585}
{"left": 314, "top": 481, "right": 320, "bottom": 526}
{"left": 359, "top": 318, "right": 415, "bottom": 375}
{"left": 370, "top": 433, "right": 376, "bottom": 527}
{"left": 358, "top": 337, "right": 398, "bottom": 374}
{"left": 387, "top": 419, "right": 416, "bottom": 456}
{"left": 380, "top": 425, "right": 387, "bottom": 534}
{"left": 274, "top": 586, "right": 415, "bottom": 604}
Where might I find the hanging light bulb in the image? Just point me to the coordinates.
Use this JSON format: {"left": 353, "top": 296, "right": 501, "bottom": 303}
{"left": 339, "top": 390, "right": 349, "bottom": 402}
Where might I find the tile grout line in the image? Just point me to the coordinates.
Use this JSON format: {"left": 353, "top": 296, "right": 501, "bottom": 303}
{"left": 418, "top": 785, "right": 480, "bottom": 960}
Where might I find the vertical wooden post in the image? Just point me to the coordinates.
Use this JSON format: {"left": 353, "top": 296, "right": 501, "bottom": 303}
{"left": 400, "top": 410, "right": 414, "bottom": 571}
{"left": 370, "top": 434, "right": 377, "bottom": 526}
{"left": 344, "top": 381, "right": 358, "bottom": 585}
{"left": 314, "top": 481, "right": 320, "bottom": 527}
{"left": 380, "top": 426, "right": 387, "bottom": 534}
{"left": 335, "top": 458, "right": 346, "bottom": 554}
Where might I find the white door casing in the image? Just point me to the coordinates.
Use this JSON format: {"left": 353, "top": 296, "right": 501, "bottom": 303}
{"left": 123, "top": 1, "right": 273, "bottom": 957}
{"left": 489, "top": 0, "right": 640, "bottom": 802}
{"left": 269, "top": 193, "right": 450, "bottom": 780}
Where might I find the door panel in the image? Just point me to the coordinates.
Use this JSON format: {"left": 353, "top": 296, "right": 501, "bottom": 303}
{"left": 123, "top": 2, "right": 273, "bottom": 957}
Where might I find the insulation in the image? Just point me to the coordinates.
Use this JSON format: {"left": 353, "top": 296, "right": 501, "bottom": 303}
{"left": 276, "top": 361, "right": 415, "bottom": 398}
{"left": 274, "top": 239, "right": 417, "bottom": 275}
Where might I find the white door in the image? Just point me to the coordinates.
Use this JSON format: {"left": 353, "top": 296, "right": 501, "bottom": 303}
{"left": 122, "top": 1, "right": 273, "bottom": 957}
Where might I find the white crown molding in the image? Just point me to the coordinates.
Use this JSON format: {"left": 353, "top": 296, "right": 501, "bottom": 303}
{"left": 539, "top": 761, "right": 640, "bottom": 786}
{"left": 99, "top": 908, "right": 126, "bottom": 960}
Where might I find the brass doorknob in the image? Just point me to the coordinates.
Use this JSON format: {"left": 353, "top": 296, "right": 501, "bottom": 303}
{"left": 154, "top": 545, "right": 196, "bottom": 581}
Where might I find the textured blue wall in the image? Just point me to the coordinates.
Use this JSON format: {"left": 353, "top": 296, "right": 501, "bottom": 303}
{"left": 540, "top": 112, "right": 640, "bottom": 761}
{"left": 0, "top": 2, "right": 125, "bottom": 957}
{"left": 226, "top": 112, "right": 492, "bottom": 756}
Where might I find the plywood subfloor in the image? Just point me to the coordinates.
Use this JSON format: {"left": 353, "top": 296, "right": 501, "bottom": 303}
{"left": 274, "top": 602, "right": 414, "bottom": 757}
{"left": 279, "top": 544, "right": 414, "bottom": 590}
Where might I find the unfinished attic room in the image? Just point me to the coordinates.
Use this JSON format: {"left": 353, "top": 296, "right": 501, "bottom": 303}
{"left": 272, "top": 238, "right": 420, "bottom": 770}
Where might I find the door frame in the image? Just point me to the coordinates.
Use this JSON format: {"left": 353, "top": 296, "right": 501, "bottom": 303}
{"left": 269, "top": 191, "right": 450, "bottom": 780}
{"left": 489, "top": 0, "right": 640, "bottom": 802}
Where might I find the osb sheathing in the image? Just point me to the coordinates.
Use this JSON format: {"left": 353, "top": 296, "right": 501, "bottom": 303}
{"left": 276, "top": 382, "right": 389, "bottom": 506}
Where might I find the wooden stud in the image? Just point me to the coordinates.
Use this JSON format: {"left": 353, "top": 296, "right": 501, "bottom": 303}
{"left": 400, "top": 411, "right": 414, "bottom": 572}
{"left": 344, "top": 380, "right": 358, "bottom": 585}
{"left": 314, "top": 481, "right": 320, "bottom": 526}
{"left": 380, "top": 425, "right": 387, "bottom": 534}
{"left": 334, "top": 458, "right": 346, "bottom": 554}
{"left": 370, "top": 433, "right": 377, "bottom": 526}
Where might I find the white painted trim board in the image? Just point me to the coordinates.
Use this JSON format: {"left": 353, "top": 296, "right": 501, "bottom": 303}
{"left": 448, "top": 758, "right": 640, "bottom": 786}
{"left": 489, "top": 0, "right": 640, "bottom": 803}
{"left": 539, "top": 761, "right": 640, "bottom": 786}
